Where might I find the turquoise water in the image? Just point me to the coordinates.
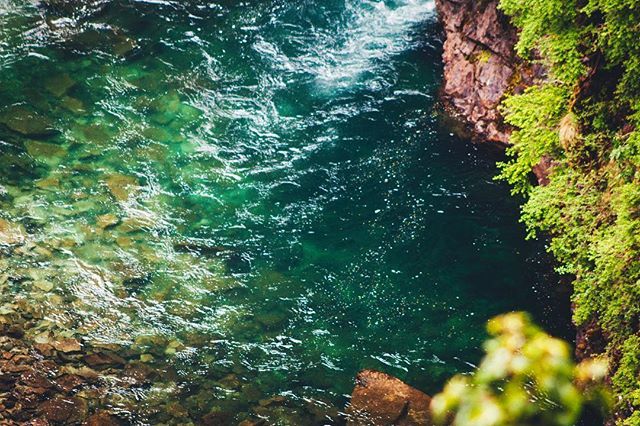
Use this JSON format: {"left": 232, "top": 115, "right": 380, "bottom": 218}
{"left": 0, "top": 0, "right": 567, "bottom": 423}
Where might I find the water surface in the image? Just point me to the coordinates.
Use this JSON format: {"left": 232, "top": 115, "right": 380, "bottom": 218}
{"left": 0, "top": 0, "right": 565, "bottom": 423}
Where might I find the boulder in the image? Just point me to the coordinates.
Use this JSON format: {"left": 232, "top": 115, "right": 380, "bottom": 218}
{"left": 346, "top": 370, "right": 433, "bottom": 426}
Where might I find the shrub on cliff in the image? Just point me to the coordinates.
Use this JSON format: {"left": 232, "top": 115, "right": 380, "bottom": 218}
{"left": 494, "top": 0, "right": 640, "bottom": 423}
{"left": 431, "top": 312, "right": 609, "bottom": 426}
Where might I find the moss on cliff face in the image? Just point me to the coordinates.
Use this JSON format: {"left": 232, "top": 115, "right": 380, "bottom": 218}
{"left": 496, "top": 0, "right": 640, "bottom": 423}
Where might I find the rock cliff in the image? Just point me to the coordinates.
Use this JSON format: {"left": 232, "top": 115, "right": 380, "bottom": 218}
{"left": 435, "top": 0, "right": 541, "bottom": 144}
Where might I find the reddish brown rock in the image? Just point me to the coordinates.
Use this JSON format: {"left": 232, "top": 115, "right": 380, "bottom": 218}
{"left": 84, "top": 411, "right": 123, "bottom": 426}
{"left": 346, "top": 370, "right": 433, "bottom": 426}
{"left": 83, "top": 351, "right": 126, "bottom": 369}
{"left": 436, "top": 0, "right": 544, "bottom": 144}
{"left": 40, "top": 396, "right": 88, "bottom": 423}
{"left": 18, "top": 369, "right": 53, "bottom": 390}
{"left": 52, "top": 337, "right": 82, "bottom": 353}
{"left": 575, "top": 318, "right": 607, "bottom": 360}
{"left": 56, "top": 374, "right": 85, "bottom": 393}
{"left": 532, "top": 155, "right": 556, "bottom": 186}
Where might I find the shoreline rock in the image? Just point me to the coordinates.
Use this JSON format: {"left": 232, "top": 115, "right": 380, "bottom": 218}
{"left": 346, "top": 370, "right": 433, "bottom": 426}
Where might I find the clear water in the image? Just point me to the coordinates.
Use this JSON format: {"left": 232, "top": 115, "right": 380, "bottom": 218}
{"left": 0, "top": 0, "right": 568, "bottom": 424}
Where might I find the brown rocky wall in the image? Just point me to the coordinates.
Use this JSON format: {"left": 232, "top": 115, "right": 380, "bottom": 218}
{"left": 435, "top": 0, "right": 541, "bottom": 144}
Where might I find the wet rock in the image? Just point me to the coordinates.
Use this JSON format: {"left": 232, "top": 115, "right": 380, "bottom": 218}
{"left": 33, "top": 343, "right": 55, "bottom": 357}
{"left": 121, "top": 362, "right": 154, "bottom": 385}
{"left": 0, "top": 218, "right": 26, "bottom": 246}
{"left": 83, "top": 351, "right": 126, "bottom": 369}
{"left": 201, "top": 410, "right": 234, "bottom": 426}
{"left": 96, "top": 214, "right": 120, "bottom": 230}
{"left": 0, "top": 106, "right": 56, "bottom": 137}
{"left": 59, "top": 365, "right": 99, "bottom": 381}
{"left": 105, "top": 173, "right": 139, "bottom": 202}
{"left": 532, "top": 155, "right": 556, "bottom": 186}
{"left": 60, "top": 96, "right": 86, "bottom": 114}
{"left": 32, "top": 280, "right": 54, "bottom": 292}
{"left": 258, "top": 395, "right": 287, "bottom": 408}
{"left": 44, "top": 73, "right": 76, "bottom": 98}
{"left": 140, "top": 353, "right": 154, "bottom": 363}
{"left": 238, "top": 419, "right": 266, "bottom": 426}
{"left": 23, "top": 418, "right": 50, "bottom": 426}
{"left": 52, "top": 337, "right": 81, "bottom": 353}
{"left": 84, "top": 411, "right": 123, "bottom": 426}
{"left": 19, "top": 369, "right": 53, "bottom": 390}
{"left": 40, "top": 396, "right": 88, "bottom": 423}
{"left": 25, "top": 140, "right": 67, "bottom": 161}
{"left": 575, "top": 318, "right": 607, "bottom": 360}
{"left": 346, "top": 370, "right": 432, "bottom": 426}
{"left": 55, "top": 374, "right": 84, "bottom": 393}
{"left": 255, "top": 310, "right": 288, "bottom": 330}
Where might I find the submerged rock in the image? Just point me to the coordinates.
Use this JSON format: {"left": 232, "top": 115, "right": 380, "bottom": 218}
{"left": 39, "top": 395, "right": 88, "bottom": 423}
{"left": 0, "top": 218, "right": 26, "bottom": 246}
{"left": 0, "top": 106, "right": 56, "bottom": 137}
{"left": 96, "top": 213, "right": 120, "bottom": 230}
{"left": 105, "top": 173, "right": 140, "bottom": 202}
{"left": 346, "top": 370, "right": 432, "bottom": 426}
{"left": 113, "top": 36, "right": 137, "bottom": 57}
{"left": 24, "top": 140, "right": 67, "bottom": 161}
{"left": 85, "top": 411, "right": 124, "bottom": 426}
{"left": 60, "top": 96, "right": 86, "bottom": 114}
{"left": 44, "top": 73, "right": 76, "bottom": 98}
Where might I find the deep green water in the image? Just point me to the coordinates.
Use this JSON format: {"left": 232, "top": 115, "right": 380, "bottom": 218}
{"left": 0, "top": 0, "right": 568, "bottom": 424}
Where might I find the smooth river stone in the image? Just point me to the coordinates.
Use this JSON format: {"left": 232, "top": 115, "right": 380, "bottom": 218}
{"left": 113, "top": 37, "right": 137, "bottom": 57}
{"left": 96, "top": 213, "right": 120, "bottom": 229}
{"left": 44, "top": 73, "right": 76, "bottom": 97}
{"left": 81, "top": 124, "right": 111, "bottom": 145}
{"left": 142, "top": 126, "right": 172, "bottom": 143}
{"left": 60, "top": 96, "right": 86, "bottom": 114}
{"left": 0, "top": 218, "right": 26, "bottom": 246}
{"left": 32, "top": 280, "right": 54, "bottom": 292}
{"left": 25, "top": 140, "right": 67, "bottom": 160}
{"left": 105, "top": 173, "right": 139, "bottom": 201}
{"left": 1, "top": 106, "right": 56, "bottom": 137}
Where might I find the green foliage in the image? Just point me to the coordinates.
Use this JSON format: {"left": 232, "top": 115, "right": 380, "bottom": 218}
{"left": 498, "top": 0, "right": 585, "bottom": 83}
{"left": 496, "top": 0, "right": 640, "bottom": 422}
{"left": 431, "top": 313, "right": 609, "bottom": 426}
{"left": 498, "top": 85, "right": 570, "bottom": 194}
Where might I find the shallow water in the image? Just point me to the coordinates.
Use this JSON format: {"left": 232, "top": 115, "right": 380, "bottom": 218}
{"left": 0, "top": 0, "right": 568, "bottom": 424}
